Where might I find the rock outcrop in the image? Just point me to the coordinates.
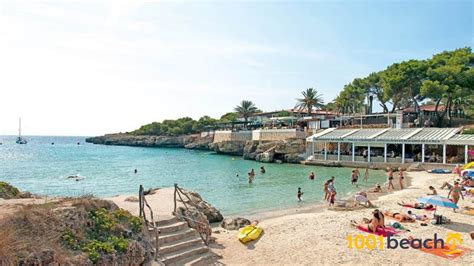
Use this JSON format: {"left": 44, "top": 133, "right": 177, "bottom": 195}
{"left": 242, "top": 138, "right": 306, "bottom": 164}
{"left": 220, "top": 217, "right": 250, "bottom": 230}
{"left": 86, "top": 133, "right": 213, "bottom": 150}
{"left": 175, "top": 189, "right": 224, "bottom": 223}
{"left": 209, "top": 141, "right": 247, "bottom": 155}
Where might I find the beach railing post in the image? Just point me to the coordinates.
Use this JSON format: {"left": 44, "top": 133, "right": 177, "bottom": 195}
{"left": 139, "top": 185, "right": 143, "bottom": 218}
{"left": 384, "top": 143, "right": 387, "bottom": 163}
{"left": 368, "top": 144, "right": 371, "bottom": 163}
{"left": 324, "top": 142, "right": 327, "bottom": 160}
{"left": 173, "top": 183, "right": 178, "bottom": 213}
{"left": 352, "top": 143, "right": 355, "bottom": 162}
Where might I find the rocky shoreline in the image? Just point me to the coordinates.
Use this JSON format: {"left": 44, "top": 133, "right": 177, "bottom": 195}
{"left": 86, "top": 134, "right": 307, "bottom": 164}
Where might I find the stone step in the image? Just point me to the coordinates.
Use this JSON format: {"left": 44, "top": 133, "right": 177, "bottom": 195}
{"left": 153, "top": 221, "right": 188, "bottom": 234}
{"left": 159, "top": 228, "right": 198, "bottom": 245}
{"left": 155, "top": 217, "right": 180, "bottom": 227}
{"left": 158, "top": 236, "right": 203, "bottom": 256}
{"left": 183, "top": 252, "right": 216, "bottom": 266}
{"left": 161, "top": 246, "right": 209, "bottom": 265}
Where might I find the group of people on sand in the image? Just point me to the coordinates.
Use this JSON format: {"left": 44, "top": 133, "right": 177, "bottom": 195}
{"left": 350, "top": 167, "right": 370, "bottom": 187}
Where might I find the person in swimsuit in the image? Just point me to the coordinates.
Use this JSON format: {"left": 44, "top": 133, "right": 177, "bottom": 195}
{"left": 453, "top": 164, "right": 461, "bottom": 177}
{"left": 350, "top": 209, "right": 385, "bottom": 233}
{"left": 248, "top": 169, "right": 255, "bottom": 184}
{"left": 328, "top": 177, "right": 335, "bottom": 192}
{"left": 260, "top": 166, "right": 266, "bottom": 174}
{"left": 387, "top": 168, "right": 395, "bottom": 190}
{"left": 297, "top": 187, "right": 303, "bottom": 201}
{"left": 448, "top": 181, "right": 464, "bottom": 211}
{"left": 371, "top": 183, "right": 382, "bottom": 193}
{"left": 351, "top": 170, "right": 358, "bottom": 187}
{"left": 383, "top": 210, "right": 415, "bottom": 222}
{"left": 323, "top": 180, "right": 330, "bottom": 200}
{"left": 397, "top": 201, "right": 434, "bottom": 209}
{"left": 428, "top": 186, "right": 437, "bottom": 195}
{"left": 363, "top": 167, "right": 369, "bottom": 182}
{"left": 329, "top": 189, "right": 337, "bottom": 206}
{"left": 309, "top": 172, "right": 315, "bottom": 180}
{"left": 398, "top": 167, "right": 404, "bottom": 189}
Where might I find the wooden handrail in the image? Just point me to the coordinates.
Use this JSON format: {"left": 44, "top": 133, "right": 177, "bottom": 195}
{"left": 139, "top": 185, "right": 159, "bottom": 260}
{"left": 173, "top": 183, "right": 211, "bottom": 245}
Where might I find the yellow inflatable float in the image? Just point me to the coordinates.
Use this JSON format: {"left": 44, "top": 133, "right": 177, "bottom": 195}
{"left": 238, "top": 221, "right": 263, "bottom": 243}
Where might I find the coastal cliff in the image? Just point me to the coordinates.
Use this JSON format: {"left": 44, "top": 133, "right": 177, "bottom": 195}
{"left": 86, "top": 134, "right": 307, "bottom": 163}
{"left": 85, "top": 133, "right": 213, "bottom": 150}
{"left": 210, "top": 139, "right": 306, "bottom": 163}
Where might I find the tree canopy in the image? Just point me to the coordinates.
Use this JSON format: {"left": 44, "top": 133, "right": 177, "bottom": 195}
{"left": 329, "top": 47, "right": 474, "bottom": 126}
{"left": 295, "top": 88, "right": 324, "bottom": 116}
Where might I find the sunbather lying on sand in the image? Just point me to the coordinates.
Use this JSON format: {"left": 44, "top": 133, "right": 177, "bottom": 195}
{"left": 397, "top": 201, "right": 434, "bottom": 210}
{"left": 383, "top": 210, "right": 415, "bottom": 222}
{"left": 406, "top": 210, "right": 430, "bottom": 221}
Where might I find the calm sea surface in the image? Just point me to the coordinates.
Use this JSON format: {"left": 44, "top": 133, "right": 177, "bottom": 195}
{"left": 0, "top": 136, "right": 386, "bottom": 215}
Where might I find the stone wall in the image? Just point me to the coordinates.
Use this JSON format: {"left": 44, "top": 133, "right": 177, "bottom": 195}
{"left": 213, "top": 130, "right": 252, "bottom": 143}
{"left": 252, "top": 129, "right": 306, "bottom": 141}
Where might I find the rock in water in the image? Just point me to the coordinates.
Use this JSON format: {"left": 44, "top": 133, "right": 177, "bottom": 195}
{"left": 220, "top": 217, "right": 251, "bottom": 230}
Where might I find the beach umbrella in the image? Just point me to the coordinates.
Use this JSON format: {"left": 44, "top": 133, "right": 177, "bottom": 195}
{"left": 417, "top": 195, "right": 458, "bottom": 215}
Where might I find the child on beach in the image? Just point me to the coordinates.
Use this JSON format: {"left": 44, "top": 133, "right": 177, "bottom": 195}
{"left": 428, "top": 186, "right": 437, "bottom": 195}
{"left": 329, "top": 189, "right": 337, "bottom": 206}
{"left": 297, "top": 187, "right": 304, "bottom": 201}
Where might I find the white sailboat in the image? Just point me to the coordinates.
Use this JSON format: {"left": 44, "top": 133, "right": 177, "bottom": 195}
{"left": 15, "top": 117, "right": 27, "bottom": 144}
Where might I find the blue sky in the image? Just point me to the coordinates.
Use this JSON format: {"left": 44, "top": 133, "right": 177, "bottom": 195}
{"left": 0, "top": 0, "right": 472, "bottom": 135}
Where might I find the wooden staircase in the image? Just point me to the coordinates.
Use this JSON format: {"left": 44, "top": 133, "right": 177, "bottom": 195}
{"left": 153, "top": 217, "right": 215, "bottom": 265}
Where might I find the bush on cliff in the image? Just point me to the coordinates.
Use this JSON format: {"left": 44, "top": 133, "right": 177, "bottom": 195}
{"left": 130, "top": 116, "right": 220, "bottom": 136}
{"left": 0, "top": 182, "right": 31, "bottom": 199}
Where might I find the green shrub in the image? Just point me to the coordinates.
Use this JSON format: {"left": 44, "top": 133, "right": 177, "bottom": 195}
{"left": 463, "top": 128, "right": 474, "bottom": 134}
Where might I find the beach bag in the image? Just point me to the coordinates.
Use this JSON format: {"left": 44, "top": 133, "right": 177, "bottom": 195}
{"left": 432, "top": 215, "right": 443, "bottom": 225}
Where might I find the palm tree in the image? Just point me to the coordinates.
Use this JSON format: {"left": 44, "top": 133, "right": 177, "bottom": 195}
{"left": 234, "top": 100, "right": 258, "bottom": 124}
{"left": 295, "top": 88, "right": 324, "bottom": 116}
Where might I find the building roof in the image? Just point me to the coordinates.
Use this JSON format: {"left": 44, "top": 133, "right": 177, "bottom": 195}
{"left": 403, "top": 105, "right": 446, "bottom": 113}
{"left": 308, "top": 127, "right": 471, "bottom": 145}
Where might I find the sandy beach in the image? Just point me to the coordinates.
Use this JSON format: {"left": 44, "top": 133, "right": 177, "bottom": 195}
{"left": 210, "top": 171, "right": 474, "bottom": 265}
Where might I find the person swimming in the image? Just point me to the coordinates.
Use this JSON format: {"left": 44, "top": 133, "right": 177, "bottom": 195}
{"left": 309, "top": 172, "right": 315, "bottom": 180}
{"left": 260, "top": 166, "right": 266, "bottom": 174}
{"left": 134, "top": 169, "right": 138, "bottom": 174}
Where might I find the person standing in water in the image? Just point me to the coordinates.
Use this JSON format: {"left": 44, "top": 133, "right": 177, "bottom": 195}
{"left": 297, "top": 187, "right": 304, "bottom": 201}
{"left": 260, "top": 166, "right": 266, "bottom": 174}
{"left": 351, "top": 170, "right": 358, "bottom": 187}
{"left": 363, "top": 167, "right": 369, "bottom": 182}
{"left": 329, "top": 189, "right": 337, "bottom": 206}
{"left": 309, "top": 172, "right": 315, "bottom": 180}
{"left": 134, "top": 169, "right": 138, "bottom": 174}
{"left": 387, "top": 167, "right": 395, "bottom": 190}
{"left": 248, "top": 169, "right": 255, "bottom": 184}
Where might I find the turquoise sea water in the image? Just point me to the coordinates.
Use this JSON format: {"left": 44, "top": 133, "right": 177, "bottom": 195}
{"left": 0, "top": 136, "right": 386, "bottom": 215}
